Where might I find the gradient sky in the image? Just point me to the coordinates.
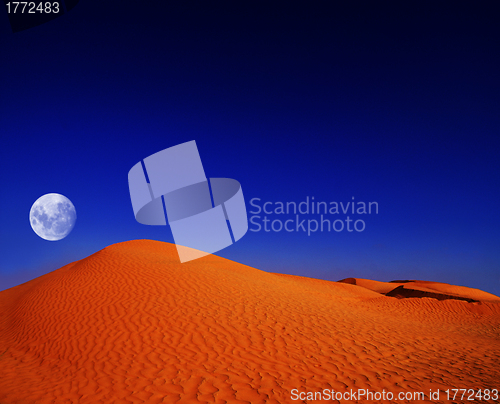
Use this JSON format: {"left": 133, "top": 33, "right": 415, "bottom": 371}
{"left": 1, "top": 3, "right": 499, "bottom": 296}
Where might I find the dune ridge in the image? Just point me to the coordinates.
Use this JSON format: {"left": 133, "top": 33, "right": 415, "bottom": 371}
{"left": 339, "top": 277, "right": 500, "bottom": 303}
{"left": 0, "top": 240, "right": 499, "bottom": 403}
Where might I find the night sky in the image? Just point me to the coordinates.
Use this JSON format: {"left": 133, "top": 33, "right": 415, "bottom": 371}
{"left": 1, "top": 3, "right": 499, "bottom": 296}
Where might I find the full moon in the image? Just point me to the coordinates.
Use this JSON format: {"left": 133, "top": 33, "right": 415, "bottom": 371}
{"left": 29, "top": 193, "right": 77, "bottom": 241}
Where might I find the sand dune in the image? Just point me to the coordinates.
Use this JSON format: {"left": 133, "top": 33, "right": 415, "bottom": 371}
{"left": 339, "top": 277, "right": 500, "bottom": 303}
{"left": 0, "top": 240, "right": 499, "bottom": 403}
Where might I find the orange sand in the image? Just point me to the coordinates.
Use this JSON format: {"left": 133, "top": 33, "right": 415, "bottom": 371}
{"left": 339, "top": 278, "right": 500, "bottom": 303}
{"left": 0, "top": 240, "right": 499, "bottom": 403}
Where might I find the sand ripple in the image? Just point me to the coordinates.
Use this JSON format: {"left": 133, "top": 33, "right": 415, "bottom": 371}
{"left": 0, "top": 240, "right": 498, "bottom": 403}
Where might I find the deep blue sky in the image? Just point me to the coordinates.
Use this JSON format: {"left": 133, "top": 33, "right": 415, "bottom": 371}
{"left": 1, "top": 2, "right": 499, "bottom": 296}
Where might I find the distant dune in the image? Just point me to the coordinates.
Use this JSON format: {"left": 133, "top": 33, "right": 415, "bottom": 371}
{"left": 0, "top": 240, "right": 499, "bottom": 403}
{"left": 338, "top": 277, "right": 500, "bottom": 303}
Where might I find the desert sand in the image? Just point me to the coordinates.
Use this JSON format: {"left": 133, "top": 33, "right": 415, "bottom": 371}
{"left": 0, "top": 240, "right": 499, "bottom": 403}
{"left": 338, "top": 278, "right": 500, "bottom": 303}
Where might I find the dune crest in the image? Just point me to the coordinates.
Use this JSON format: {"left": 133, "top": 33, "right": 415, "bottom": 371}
{"left": 0, "top": 240, "right": 499, "bottom": 403}
{"left": 338, "top": 277, "right": 500, "bottom": 303}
